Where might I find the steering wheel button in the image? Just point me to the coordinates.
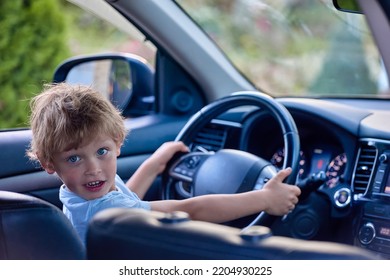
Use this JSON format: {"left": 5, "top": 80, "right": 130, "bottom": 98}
{"left": 185, "top": 156, "right": 201, "bottom": 169}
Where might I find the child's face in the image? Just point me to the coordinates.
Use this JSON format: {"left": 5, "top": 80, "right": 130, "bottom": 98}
{"left": 43, "top": 133, "right": 121, "bottom": 200}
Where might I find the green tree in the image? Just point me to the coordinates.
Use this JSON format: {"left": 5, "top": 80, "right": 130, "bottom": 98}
{"left": 309, "top": 26, "right": 376, "bottom": 95}
{"left": 0, "top": 0, "right": 70, "bottom": 129}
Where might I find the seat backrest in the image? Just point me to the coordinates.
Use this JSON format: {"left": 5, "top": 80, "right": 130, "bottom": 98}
{"left": 87, "top": 208, "right": 379, "bottom": 260}
{"left": 0, "top": 191, "right": 85, "bottom": 260}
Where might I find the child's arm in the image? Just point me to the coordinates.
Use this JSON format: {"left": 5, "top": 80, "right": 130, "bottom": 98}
{"left": 150, "top": 168, "right": 301, "bottom": 223}
{"left": 126, "top": 141, "right": 189, "bottom": 199}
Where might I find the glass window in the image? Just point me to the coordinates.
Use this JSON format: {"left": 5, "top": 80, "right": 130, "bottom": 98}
{"left": 0, "top": 0, "right": 156, "bottom": 130}
{"left": 177, "top": 0, "right": 387, "bottom": 97}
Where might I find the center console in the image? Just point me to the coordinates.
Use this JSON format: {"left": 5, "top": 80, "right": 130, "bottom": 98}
{"left": 354, "top": 139, "right": 390, "bottom": 259}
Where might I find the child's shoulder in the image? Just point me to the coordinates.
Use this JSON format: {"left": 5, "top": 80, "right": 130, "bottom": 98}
{"left": 114, "top": 174, "right": 128, "bottom": 192}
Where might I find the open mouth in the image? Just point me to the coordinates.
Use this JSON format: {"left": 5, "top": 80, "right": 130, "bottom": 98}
{"left": 85, "top": 180, "right": 105, "bottom": 192}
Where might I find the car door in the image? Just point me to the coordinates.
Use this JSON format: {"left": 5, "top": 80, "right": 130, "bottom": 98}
{"left": 0, "top": 0, "right": 215, "bottom": 206}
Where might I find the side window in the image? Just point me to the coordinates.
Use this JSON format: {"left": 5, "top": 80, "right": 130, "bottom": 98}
{"left": 64, "top": 1, "right": 156, "bottom": 66}
{"left": 0, "top": 0, "right": 156, "bottom": 130}
{"left": 56, "top": 1, "right": 157, "bottom": 118}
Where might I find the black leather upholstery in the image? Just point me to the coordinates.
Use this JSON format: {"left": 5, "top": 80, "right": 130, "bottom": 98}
{"left": 87, "top": 208, "right": 379, "bottom": 260}
{"left": 0, "top": 191, "right": 85, "bottom": 259}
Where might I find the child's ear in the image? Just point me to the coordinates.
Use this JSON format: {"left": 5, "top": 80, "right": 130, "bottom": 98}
{"left": 116, "top": 144, "right": 121, "bottom": 157}
{"left": 40, "top": 160, "right": 56, "bottom": 174}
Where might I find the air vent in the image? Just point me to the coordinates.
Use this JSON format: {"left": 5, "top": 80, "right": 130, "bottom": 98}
{"left": 353, "top": 143, "right": 377, "bottom": 194}
{"left": 191, "top": 123, "right": 228, "bottom": 152}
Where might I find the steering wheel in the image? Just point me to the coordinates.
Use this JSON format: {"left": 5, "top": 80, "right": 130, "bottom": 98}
{"left": 162, "top": 91, "right": 300, "bottom": 228}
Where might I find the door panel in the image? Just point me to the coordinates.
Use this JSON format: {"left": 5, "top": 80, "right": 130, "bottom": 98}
{"left": 0, "top": 115, "right": 188, "bottom": 207}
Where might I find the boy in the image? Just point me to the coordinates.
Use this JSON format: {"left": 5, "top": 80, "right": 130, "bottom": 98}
{"left": 27, "top": 83, "right": 301, "bottom": 243}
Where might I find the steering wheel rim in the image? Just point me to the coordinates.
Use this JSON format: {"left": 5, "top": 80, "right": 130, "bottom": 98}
{"left": 163, "top": 91, "right": 300, "bottom": 226}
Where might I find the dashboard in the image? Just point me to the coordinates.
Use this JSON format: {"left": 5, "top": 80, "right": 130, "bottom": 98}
{"left": 190, "top": 98, "right": 390, "bottom": 259}
{"left": 354, "top": 139, "right": 390, "bottom": 259}
{"left": 270, "top": 145, "right": 347, "bottom": 188}
{"left": 242, "top": 112, "right": 351, "bottom": 189}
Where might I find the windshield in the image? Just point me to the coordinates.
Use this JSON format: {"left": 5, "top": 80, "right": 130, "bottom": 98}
{"left": 176, "top": 0, "right": 389, "bottom": 98}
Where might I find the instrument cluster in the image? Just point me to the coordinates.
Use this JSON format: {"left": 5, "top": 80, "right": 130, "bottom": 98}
{"left": 270, "top": 146, "right": 347, "bottom": 188}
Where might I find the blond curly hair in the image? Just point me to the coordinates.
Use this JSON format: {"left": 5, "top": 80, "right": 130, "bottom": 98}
{"left": 27, "top": 83, "right": 127, "bottom": 165}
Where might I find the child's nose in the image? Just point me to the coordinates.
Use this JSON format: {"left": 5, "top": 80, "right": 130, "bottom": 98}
{"left": 85, "top": 159, "right": 102, "bottom": 175}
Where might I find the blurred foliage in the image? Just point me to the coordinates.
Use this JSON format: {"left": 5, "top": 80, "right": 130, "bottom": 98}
{"left": 0, "top": 0, "right": 131, "bottom": 129}
{"left": 309, "top": 26, "right": 377, "bottom": 94}
{"left": 0, "top": 0, "right": 382, "bottom": 129}
{"left": 0, "top": 0, "right": 70, "bottom": 129}
{"left": 61, "top": 1, "right": 130, "bottom": 55}
{"left": 178, "top": 0, "right": 379, "bottom": 96}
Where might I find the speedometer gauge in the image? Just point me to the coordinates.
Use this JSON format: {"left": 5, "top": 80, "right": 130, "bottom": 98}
{"left": 270, "top": 148, "right": 306, "bottom": 179}
{"left": 326, "top": 153, "right": 347, "bottom": 188}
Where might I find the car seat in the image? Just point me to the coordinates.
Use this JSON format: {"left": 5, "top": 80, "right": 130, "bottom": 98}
{"left": 86, "top": 208, "right": 379, "bottom": 260}
{"left": 0, "top": 190, "right": 85, "bottom": 259}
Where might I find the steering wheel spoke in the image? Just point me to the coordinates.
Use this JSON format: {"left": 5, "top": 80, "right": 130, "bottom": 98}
{"left": 168, "top": 152, "right": 212, "bottom": 183}
{"left": 254, "top": 165, "right": 279, "bottom": 190}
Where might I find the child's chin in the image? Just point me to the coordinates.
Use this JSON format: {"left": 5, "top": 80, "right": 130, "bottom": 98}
{"left": 83, "top": 189, "right": 106, "bottom": 200}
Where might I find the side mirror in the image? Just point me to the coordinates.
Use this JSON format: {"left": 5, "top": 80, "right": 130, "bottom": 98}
{"left": 53, "top": 53, "right": 154, "bottom": 117}
{"left": 333, "top": 0, "right": 362, "bottom": 14}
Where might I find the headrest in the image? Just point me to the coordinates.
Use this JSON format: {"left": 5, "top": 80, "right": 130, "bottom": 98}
{"left": 87, "top": 208, "right": 379, "bottom": 260}
{"left": 0, "top": 191, "right": 85, "bottom": 259}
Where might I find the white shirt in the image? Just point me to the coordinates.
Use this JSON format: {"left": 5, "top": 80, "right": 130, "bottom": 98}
{"left": 59, "top": 174, "right": 150, "bottom": 243}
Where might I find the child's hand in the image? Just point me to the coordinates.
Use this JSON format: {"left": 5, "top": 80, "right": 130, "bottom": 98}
{"left": 127, "top": 141, "right": 189, "bottom": 198}
{"left": 146, "top": 141, "right": 189, "bottom": 175}
{"left": 261, "top": 167, "right": 301, "bottom": 216}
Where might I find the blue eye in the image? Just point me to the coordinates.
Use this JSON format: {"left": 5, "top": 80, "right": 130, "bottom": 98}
{"left": 97, "top": 148, "right": 108, "bottom": 156}
{"left": 67, "top": 155, "right": 80, "bottom": 163}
